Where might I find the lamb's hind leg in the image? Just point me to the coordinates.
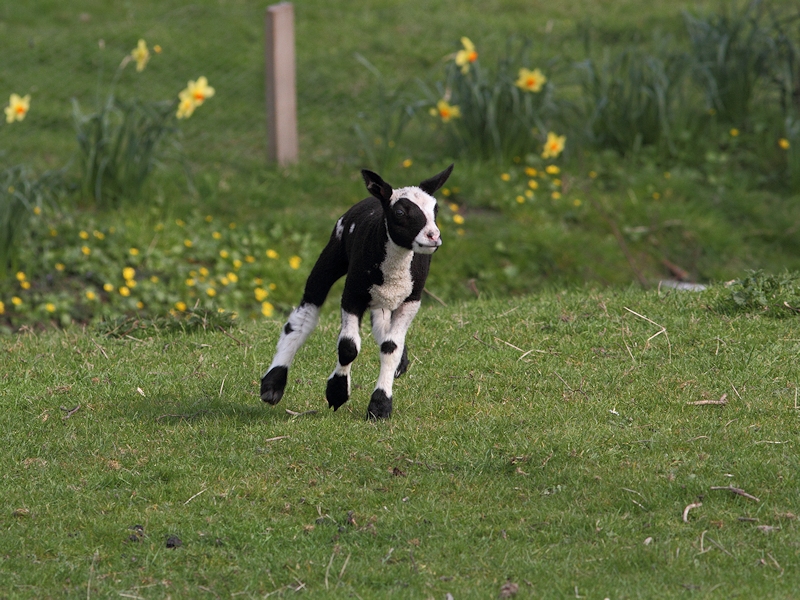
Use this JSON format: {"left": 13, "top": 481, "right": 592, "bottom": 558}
{"left": 261, "top": 240, "right": 347, "bottom": 405}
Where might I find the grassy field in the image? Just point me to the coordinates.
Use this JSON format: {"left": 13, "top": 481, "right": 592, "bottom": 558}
{"left": 3, "top": 286, "right": 800, "bottom": 598}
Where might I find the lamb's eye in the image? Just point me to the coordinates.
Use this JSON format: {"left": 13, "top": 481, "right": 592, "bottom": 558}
{"left": 394, "top": 208, "right": 405, "bottom": 217}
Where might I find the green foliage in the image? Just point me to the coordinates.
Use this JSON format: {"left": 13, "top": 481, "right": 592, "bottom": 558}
{"left": 72, "top": 95, "right": 180, "bottom": 207}
{"left": 578, "top": 45, "right": 689, "bottom": 155}
{"left": 683, "top": 0, "right": 772, "bottom": 124}
{"left": 0, "top": 164, "right": 65, "bottom": 279}
{"left": 717, "top": 270, "right": 800, "bottom": 316}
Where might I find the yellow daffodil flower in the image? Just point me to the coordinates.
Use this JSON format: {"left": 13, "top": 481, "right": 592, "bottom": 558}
{"left": 541, "top": 132, "right": 566, "bottom": 159}
{"left": 131, "top": 39, "right": 150, "bottom": 72}
{"left": 176, "top": 94, "right": 196, "bottom": 119}
{"left": 5, "top": 93, "right": 31, "bottom": 123}
{"left": 430, "top": 99, "right": 461, "bottom": 123}
{"left": 515, "top": 68, "right": 547, "bottom": 93}
{"left": 455, "top": 37, "right": 478, "bottom": 74}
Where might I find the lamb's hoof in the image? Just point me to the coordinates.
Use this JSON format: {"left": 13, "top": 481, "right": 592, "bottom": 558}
{"left": 260, "top": 366, "right": 288, "bottom": 405}
{"left": 366, "top": 389, "right": 392, "bottom": 420}
{"left": 394, "top": 346, "right": 409, "bottom": 379}
{"left": 326, "top": 374, "right": 350, "bottom": 411}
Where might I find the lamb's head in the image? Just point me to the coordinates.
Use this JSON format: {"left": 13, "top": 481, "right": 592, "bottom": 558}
{"left": 362, "top": 164, "right": 454, "bottom": 255}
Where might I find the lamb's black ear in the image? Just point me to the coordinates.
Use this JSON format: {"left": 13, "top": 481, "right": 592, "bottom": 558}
{"left": 362, "top": 169, "right": 393, "bottom": 203}
{"left": 419, "top": 164, "right": 454, "bottom": 196}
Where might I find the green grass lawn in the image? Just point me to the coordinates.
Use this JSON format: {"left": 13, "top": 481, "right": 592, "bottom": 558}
{"left": 3, "top": 286, "right": 799, "bottom": 597}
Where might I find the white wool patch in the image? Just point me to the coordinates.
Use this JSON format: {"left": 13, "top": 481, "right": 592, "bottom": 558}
{"left": 335, "top": 218, "right": 344, "bottom": 240}
{"left": 369, "top": 241, "right": 414, "bottom": 311}
{"left": 268, "top": 303, "right": 320, "bottom": 370}
{"left": 349, "top": 223, "right": 355, "bottom": 234}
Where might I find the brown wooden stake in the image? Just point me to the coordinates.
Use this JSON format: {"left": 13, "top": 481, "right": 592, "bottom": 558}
{"left": 265, "top": 2, "right": 298, "bottom": 165}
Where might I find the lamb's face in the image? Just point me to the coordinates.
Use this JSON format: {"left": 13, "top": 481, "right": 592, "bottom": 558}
{"left": 386, "top": 186, "right": 441, "bottom": 254}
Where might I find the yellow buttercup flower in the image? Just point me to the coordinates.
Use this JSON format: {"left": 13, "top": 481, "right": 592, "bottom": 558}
{"left": 86, "top": 291, "right": 97, "bottom": 301}
{"left": 541, "top": 132, "right": 566, "bottom": 159}
{"left": 402, "top": 159, "right": 413, "bottom": 168}
{"left": 5, "top": 93, "right": 31, "bottom": 123}
{"left": 129, "top": 248, "right": 139, "bottom": 256}
{"left": 206, "top": 287, "right": 217, "bottom": 297}
{"left": 730, "top": 128, "right": 739, "bottom": 137}
{"left": 779, "top": 138, "right": 790, "bottom": 150}
{"left": 289, "top": 255, "right": 302, "bottom": 270}
{"left": 175, "top": 301, "right": 187, "bottom": 311}
{"left": 119, "top": 286, "right": 130, "bottom": 297}
{"left": 184, "top": 239, "right": 193, "bottom": 248}
{"left": 82, "top": 246, "right": 91, "bottom": 256}
{"left": 103, "top": 283, "right": 114, "bottom": 292}
{"left": 45, "top": 303, "right": 56, "bottom": 313}
{"left": 11, "top": 296, "right": 22, "bottom": 306}
{"left": 261, "top": 301, "right": 275, "bottom": 317}
{"left": 79, "top": 230, "right": 89, "bottom": 240}
{"left": 430, "top": 99, "right": 461, "bottom": 123}
{"left": 453, "top": 214, "right": 465, "bottom": 225}
{"left": 212, "top": 231, "right": 222, "bottom": 240}
{"left": 55, "top": 263, "right": 65, "bottom": 271}
{"left": 266, "top": 249, "right": 279, "bottom": 259}
{"left": 15, "top": 271, "right": 26, "bottom": 282}
{"left": 20, "top": 281, "right": 30, "bottom": 290}
{"left": 515, "top": 68, "right": 547, "bottom": 93}
{"left": 122, "top": 267, "right": 136, "bottom": 281}
{"left": 131, "top": 39, "right": 150, "bottom": 72}
{"left": 0, "top": 301, "right": 4, "bottom": 315}
{"left": 500, "top": 173, "right": 510, "bottom": 182}
{"left": 220, "top": 250, "right": 229, "bottom": 259}
{"left": 545, "top": 165, "right": 561, "bottom": 175}
{"left": 254, "top": 287, "right": 269, "bottom": 301}
{"left": 245, "top": 255, "right": 255, "bottom": 263}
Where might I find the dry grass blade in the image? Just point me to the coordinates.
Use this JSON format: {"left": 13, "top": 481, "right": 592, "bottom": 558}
{"left": 682, "top": 502, "right": 702, "bottom": 523}
{"left": 710, "top": 486, "right": 760, "bottom": 502}
{"left": 688, "top": 393, "right": 728, "bottom": 406}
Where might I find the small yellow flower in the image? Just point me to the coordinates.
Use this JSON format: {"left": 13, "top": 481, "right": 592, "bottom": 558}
{"left": 155, "top": 223, "right": 164, "bottom": 231}
{"left": 175, "top": 219, "right": 185, "bottom": 227}
{"left": 220, "top": 276, "right": 230, "bottom": 286}
{"left": 730, "top": 128, "right": 739, "bottom": 137}
{"left": 551, "top": 191, "right": 562, "bottom": 200}
{"left": 175, "top": 301, "right": 187, "bottom": 311}
{"left": 515, "top": 68, "right": 547, "bottom": 92}
{"left": 199, "top": 267, "right": 209, "bottom": 277}
{"left": 269, "top": 283, "right": 277, "bottom": 290}
{"left": 119, "top": 286, "right": 130, "bottom": 297}
{"left": 45, "top": 303, "right": 56, "bottom": 313}
{"left": 663, "top": 171, "right": 671, "bottom": 179}
{"left": 525, "top": 190, "right": 534, "bottom": 199}
{"left": 455, "top": 37, "right": 478, "bottom": 73}
{"left": 228, "top": 222, "right": 236, "bottom": 229}
{"left": 545, "top": 165, "right": 561, "bottom": 175}
{"left": 150, "top": 275, "right": 159, "bottom": 283}
{"left": 430, "top": 99, "right": 461, "bottom": 123}
{"left": 122, "top": 267, "right": 136, "bottom": 281}
{"left": 212, "top": 231, "right": 222, "bottom": 240}
{"left": 516, "top": 195, "right": 525, "bottom": 204}
{"left": 227, "top": 272, "right": 238, "bottom": 283}
{"left": 220, "top": 250, "right": 229, "bottom": 259}
{"left": 176, "top": 94, "right": 196, "bottom": 119}
{"left": 525, "top": 167, "right": 538, "bottom": 177}
{"left": 589, "top": 170, "right": 598, "bottom": 179}
{"left": 131, "top": 39, "right": 150, "bottom": 72}
{"left": 652, "top": 192, "right": 661, "bottom": 200}
{"left": 232, "top": 259, "right": 242, "bottom": 269}
{"left": 126, "top": 279, "right": 136, "bottom": 288}
{"left": 11, "top": 296, "right": 22, "bottom": 306}
{"left": 453, "top": 214, "right": 465, "bottom": 225}
{"left": 20, "top": 281, "right": 30, "bottom": 290}
{"left": 136, "top": 301, "right": 144, "bottom": 309}
{"left": 33, "top": 206, "right": 41, "bottom": 215}
{"left": 289, "top": 255, "right": 302, "bottom": 270}
{"left": 254, "top": 287, "right": 269, "bottom": 301}
{"left": 55, "top": 263, "right": 65, "bottom": 271}
{"left": 573, "top": 199, "right": 582, "bottom": 207}
{"left": 5, "top": 93, "right": 31, "bottom": 123}
{"left": 86, "top": 291, "right": 97, "bottom": 301}
{"left": 186, "top": 278, "right": 196, "bottom": 287}
{"left": 541, "top": 132, "right": 566, "bottom": 159}
{"left": 261, "top": 301, "right": 275, "bottom": 317}
{"left": 185, "top": 76, "right": 215, "bottom": 105}
{"left": 266, "top": 249, "right": 279, "bottom": 259}
{"left": 129, "top": 247, "right": 139, "bottom": 256}
{"left": 154, "top": 44, "right": 162, "bottom": 54}
{"left": 528, "top": 180, "right": 539, "bottom": 189}
{"left": 254, "top": 277, "right": 264, "bottom": 286}
{"left": 79, "top": 230, "right": 90, "bottom": 240}
{"left": 402, "top": 159, "right": 413, "bottom": 168}
{"left": 779, "top": 138, "right": 790, "bottom": 150}
{"left": 103, "top": 283, "right": 114, "bottom": 292}
{"left": 449, "top": 202, "right": 459, "bottom": 212}
{"left": 15, "top": 271, "right": 26, "bottom": 282}
{"left": 82, "top": 246, "right": 91, "bottom": 256}
{"left": 206, "top": 287, "right": 217, "bottom": 297}
{"left": 184, "top": 239, "right": 193, "bottom": 248}
{"left": 245, "top": 255, "right": 255, "bottom": 263}
{"left": 500, "top": 173, "right": 511, "bottom": 182}
{"left": 93, "top": 230, "right": 105, "bottom": 239}
{"left": 0, "top": 301, "right": 4, "bottom": 314}
{"left": 205, "top": 215, "right": 213, "bottom": 222}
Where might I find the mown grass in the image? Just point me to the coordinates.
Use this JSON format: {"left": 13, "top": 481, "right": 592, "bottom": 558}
{"left": 3, "top": 285, "right": 799, "bottom": 598}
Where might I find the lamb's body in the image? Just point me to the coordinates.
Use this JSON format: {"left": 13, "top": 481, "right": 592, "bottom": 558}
{"left": 260, "top": 165, "right": 453, "bottom": 419}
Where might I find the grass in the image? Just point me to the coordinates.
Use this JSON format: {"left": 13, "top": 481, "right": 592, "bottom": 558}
{"left": 3, "top": 285, "right": 800, "bottom": 597}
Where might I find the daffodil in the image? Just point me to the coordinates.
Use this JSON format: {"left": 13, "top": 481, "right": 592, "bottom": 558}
{"left": 430, "top": 99, "right": 461, "bottom": 123}
{"left": 515, "top": 68, "right": 547, "bottom": 93}
{"left": 176, "top": 94, "right": 196, "bottom": 119}
{"left": 131, "top": 39, "right": 150, "bottom": 72}
{"left": 176, "top": 77, "right": 215, "bottom": 119}
{"left": 5, "top": 93, "right": 31, "bottom": 123}
{"left": 541, "top": 132, "right": 566, "bottom": 159}
{"left": 455, "top": 37, "right": 478, "bottom": 74}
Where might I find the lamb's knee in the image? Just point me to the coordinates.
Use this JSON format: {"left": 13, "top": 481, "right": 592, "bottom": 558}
{"left": 338, "top": 337, "right": 359, "bottom": 366}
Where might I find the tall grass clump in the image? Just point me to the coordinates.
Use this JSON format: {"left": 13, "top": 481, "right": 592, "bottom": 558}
{"left": 577, "top": 44, "right": 688, "bottom": 156}
{"left": 683, "top": 0, "right": 772, "bottom": 124}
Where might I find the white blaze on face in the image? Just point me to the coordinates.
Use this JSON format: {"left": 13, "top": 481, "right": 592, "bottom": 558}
{"left": 390, "top": 186, "right": 440, "bottom": 254}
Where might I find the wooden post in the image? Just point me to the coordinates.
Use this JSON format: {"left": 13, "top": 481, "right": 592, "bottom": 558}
{"left": 265, "top": 2, "right": 298, "bottom": 165}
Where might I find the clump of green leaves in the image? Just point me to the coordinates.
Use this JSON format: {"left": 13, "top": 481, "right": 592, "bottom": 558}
{"left": 96, "top": 305, "right": 238, "bottom": 338}
{"left": 718, "top": 270, "right": 800, "bottom": 316}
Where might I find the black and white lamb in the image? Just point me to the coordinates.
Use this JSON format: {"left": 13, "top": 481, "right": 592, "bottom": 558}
{"left": 260, "top": 164, "right": 453, "bottom": 419}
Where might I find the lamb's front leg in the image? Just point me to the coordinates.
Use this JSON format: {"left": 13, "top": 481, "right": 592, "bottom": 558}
{"left": 367, "top": 301, "right": 421, "bottom": 419}
{"left": 325, "top": 309, "right": 362, "bottom": 410}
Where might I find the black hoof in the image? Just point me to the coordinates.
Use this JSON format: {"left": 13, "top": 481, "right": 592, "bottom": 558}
{"left": 394, "top": 346, "right": 409, "bottom": 379}
{"left": 260, "top": 366, "right": 288, "bottom": 404}
{"left": 326, "top": 374, "right": 350, "bottom": 411}
{"left": 366, "top": 389, "right": 392, "bottom": 420}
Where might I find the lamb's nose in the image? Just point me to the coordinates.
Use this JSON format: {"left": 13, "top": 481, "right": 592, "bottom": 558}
{"left": 426, "top": 230, "right": 441, "bottom": 244}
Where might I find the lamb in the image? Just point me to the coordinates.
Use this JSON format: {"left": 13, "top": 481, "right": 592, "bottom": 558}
{"left": 260, "top": 164, "right": 453, "bottom": 419}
